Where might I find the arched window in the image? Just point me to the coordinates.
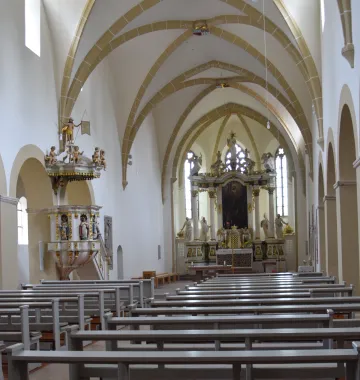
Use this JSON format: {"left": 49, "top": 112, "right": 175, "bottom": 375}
{"left": 225, "top": 143, "right": 247, "bottom": 172}
{"left": 275, "top": 147, "right": 288, "bottom": 216}
{"left": 17, "top": 197, "right": 29, "bottom": 245}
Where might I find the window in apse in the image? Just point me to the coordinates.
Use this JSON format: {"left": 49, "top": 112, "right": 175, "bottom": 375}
{"left": 25, "top": 0, "right": 41, "bottom": 56}
{"left": 184, "top": 151, "right": 194, "bottom": 219}
{"left": 17, "top": 197, "right": 29, "bottom": 245}
{"left": 275, "top": 147, "right": 288, "bottom": 217}
{"left": 225, "top": 143, "right": 247, "bottom": 172}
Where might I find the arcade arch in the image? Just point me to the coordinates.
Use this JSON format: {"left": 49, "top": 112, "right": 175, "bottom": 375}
{"left": 336, "top": 105, "right": 359, "bottom": 290}
{"left": 325, "top": 143, "right": 338, "bottom": 277}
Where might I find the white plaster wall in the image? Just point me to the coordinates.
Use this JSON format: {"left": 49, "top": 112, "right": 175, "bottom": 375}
{"left": 0, "top": 1, "right": 166, "bottom": 284}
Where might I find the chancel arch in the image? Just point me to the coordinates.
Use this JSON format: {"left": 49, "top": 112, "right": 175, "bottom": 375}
{"left": 336, "top": 104, "right": 359, "bottom": 291}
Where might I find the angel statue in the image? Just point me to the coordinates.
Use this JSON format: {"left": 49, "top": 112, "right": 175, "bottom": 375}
{"left": 189, "top": 153, "right": 202, "bottom": 176}
{"left": 211, "top": 151, "right": 225, "bottom": 176}
{"left": 261, "top": 152, "right": 276, "bottom": 172}
{"left": 45, "top": 146, "right": 58, "bottom": 166}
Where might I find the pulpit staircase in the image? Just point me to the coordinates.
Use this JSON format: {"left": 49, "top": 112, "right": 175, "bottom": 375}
{"left": 77, "top": 235, "right": 113, "bottom": 280}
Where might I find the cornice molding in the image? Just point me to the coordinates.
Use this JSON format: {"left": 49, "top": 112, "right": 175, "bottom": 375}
{"left": 323, "top": 195, "right": 336, "bottom": 202}
{"left": 333, "top": 180, "right": 356, "bottom": 190}
{"left": 0, "top": 195, "right": 18, "bottom": 206}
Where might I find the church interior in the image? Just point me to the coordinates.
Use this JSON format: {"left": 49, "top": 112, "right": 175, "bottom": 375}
{"left": 1, "top": 0, "right": 360, "bottom": 379}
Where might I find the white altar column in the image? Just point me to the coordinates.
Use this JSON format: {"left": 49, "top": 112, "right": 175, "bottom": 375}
{"left": 247, "top": 185, "right": 253, "bottom": 229}
{"left": 268, "top": 187, "right": 275, "bottom": 238}
{"left": 253, "top": 187, "right": 261, "bottom": 240}
{"left": 208, "top": 188, "right": 216, "bottom": 240}
{"left": 191, "top": 186, "right": 199, "bottom": 240}
{"left": 216, "top": 186, "right": 223, "bottom": 230}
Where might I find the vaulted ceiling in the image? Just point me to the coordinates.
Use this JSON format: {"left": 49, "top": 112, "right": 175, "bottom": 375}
{"left": 43, "top": 0, "right": 322, "bottom": 194}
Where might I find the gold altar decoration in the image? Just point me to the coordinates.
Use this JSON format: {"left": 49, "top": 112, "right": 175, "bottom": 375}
{"left": 284, "top": 224, "right": 294, "bottom": 235}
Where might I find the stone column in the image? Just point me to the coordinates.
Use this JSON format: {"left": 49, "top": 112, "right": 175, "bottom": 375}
{"left": 216, "top": 186, "right": 223, "bottom": 230}
{"left": 253, "top": 187, "right": 261, "bottom": 240}
{"left": 323, "top": 195, "right": 338, "bottom": 277}
{"left": 247, "top": 185, "right": 253, "bottom": 229}
{"left": 0, "top": 195, "right": 19, "bottom": 289}
{"left": 191, "top": 187, "right": 199, "bottom": 240}
{"left": 208, "top": 188, "right": 216, "bottom": 241}
{"left": 268, "top": 188, "right": 275, "bottom": 238}
{"left": 334, "top": 180, "right": 358, "bottom": 289}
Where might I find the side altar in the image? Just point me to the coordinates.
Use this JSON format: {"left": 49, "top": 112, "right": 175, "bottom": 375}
{"left": 176, "top": 132, "right": 294, "bottom": 274}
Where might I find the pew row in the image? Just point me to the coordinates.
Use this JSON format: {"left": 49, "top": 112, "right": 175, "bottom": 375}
{"left": 6, "top": 342, "right": 360, "bottom": 380}
{"left": 129, "top": 303, "right": 360, "bottom": 317}
{"left": 104, "top": 313, "right": 333, "bottom": 331}
{"left": 150, "top": 296, "right": 360, "bottom": 308}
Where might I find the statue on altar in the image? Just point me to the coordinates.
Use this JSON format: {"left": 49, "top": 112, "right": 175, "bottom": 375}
{"left": 261, "top": 213, "right": 269, "bottom": 238}
{"left": 62, "top": 117, "right": 82, "bottom": 145}
{"left": 200, "top": 217, "right": 210, "bottom": 241}
{"left": 211, "top": 151, "right": 225, "bottom": 176}
{"left": 189, "top": 153, "right": 202, "bottom": 176}
{"left": 261, "top": 152, "right": 275, "bottom": 173}
{"left": 79, "top": 214, "right": 89, "bottom": 240}
{"left": 275, "top": 214, "right": 287, "bottom": 239}
{"left": 241, "top": 227, "right": 251, "bottom": 246}
{"left": 180, "top": 217, "right": 193, "bottom": 241}
{"left": 227, "top": 132, "right": 238, "bottom": 170}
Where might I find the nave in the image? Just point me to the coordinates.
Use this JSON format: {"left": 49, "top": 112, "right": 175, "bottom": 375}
{"left": 1, "top": 273, "right": 360, "bottom": 379}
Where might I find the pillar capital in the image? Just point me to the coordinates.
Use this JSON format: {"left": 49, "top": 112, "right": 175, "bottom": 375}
{"left": 191, "top": 190, "right": 199, "bottom": 198}
{"left": 252, "top": 188, "right": 260, "bottom": 197}
{"left": 208, "top": 190, "right": 216, "bottom": 198}
{"left": 267, "top": 187, "right": 275, "bottom": 195}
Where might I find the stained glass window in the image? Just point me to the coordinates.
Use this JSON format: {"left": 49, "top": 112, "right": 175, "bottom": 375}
{"left": 275, "top": 147, "right": 288, "bottom": 216}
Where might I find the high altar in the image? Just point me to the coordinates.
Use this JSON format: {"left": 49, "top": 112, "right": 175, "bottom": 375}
{"left": 176, "top": 132, "right": 294, "bottom": 274}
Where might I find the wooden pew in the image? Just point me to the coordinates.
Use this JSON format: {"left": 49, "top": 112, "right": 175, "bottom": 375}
{"left": 70, "top": 327, "right": 360, "bottom": 351}
{"left": 104, "top": 313, "right": 333, "bottom": 331}
{"left": 27, "top": 283, "right": 144, "bottom": 307}
{"left": 178, "top": 285, "right": 353, "bottom": 296}
{"left": 150, "top": 296, "right": 360, "bottom": 308}
{"left": 216, "top": 272, "right": 324, "bottom": 278}
{"left": 0, "top": 299, "right": 76, "bottom": 350}
{"left": 6, "top": 341, "right": 360, "bottom": 380}
{"left": 166, "top": 292, "right": 314, "bottom": 300}
{"left": 196, "top": 277, "right": 336, "bottom": 286}
{"left": 35, "top": 278, "right": 156, "bottom": 301}
{"left": 186, "top": 283, "right": 346, "bottom": 291}
{"left": 129, "top": 303, "right": 360, "bottom": 317}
